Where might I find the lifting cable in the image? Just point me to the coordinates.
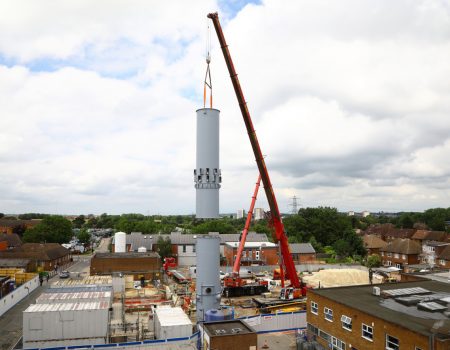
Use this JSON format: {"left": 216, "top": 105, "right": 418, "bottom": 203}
{"left": 204, "top": 20, "right": 212, "bottom": 108}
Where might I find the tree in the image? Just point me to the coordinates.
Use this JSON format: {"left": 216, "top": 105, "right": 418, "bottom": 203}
{"left": 192, "top": 220, "right": 235, "bottom": 234}
{"left": 366, "top": 254, "right": 382, "bottom": 268}
{"left": 72, "top": 215, "right": 86, "bottom": 229}
{"left": 77, "top": 228, "right": 91, "bottom": 245}
{"left": 0, "top": 213, "right": 4, "bottom": 218}
{"left": 157, "top": 236, "right": 172, "bottom": 260}
{"left": 23, "top": 215, "right": 72, "bottom": 244}
{"left": 334, "top": 239, "right": 351, "bottom": 258}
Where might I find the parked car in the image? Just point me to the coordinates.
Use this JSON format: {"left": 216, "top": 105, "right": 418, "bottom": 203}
{"left": 59, "top": 271, "right": 70, "bottom": 279}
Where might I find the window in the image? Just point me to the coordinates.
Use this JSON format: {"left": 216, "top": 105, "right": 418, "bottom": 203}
{"left": 387, "top": 252, "right": 392, "bottom": 257}
{"left": 394, "top": 253, "right": 399, "bottom": 259}
{"left": 387, "top": 260, "right": 392, "bottom": 266}
{"left": 341, "top": 315, "right": 352, "bottom": 331}
{"left": 311, "top": 301, "right": 318, "bottom": 315}
{"left": 331, "top": 336, "right": 346, "bottom": 350}
{"left": 381, "top": 252, "right": 384, "bottom": 256}
{"left": 440, "top": 259, "right": 445, "bottom": 265}
{"left": 402, "top": 254, "right": 406, "bottom": 260}
{"left": 193, "top": 244, "right": 196, "bottom": 253}
{"left": 319, "top": 329, "right": 331, "bottom": 342}
{"left": 307, "top": 323, "right": 319, "bottom": 336}
{"left": 362, "top": 323, "right": 373, "bottom": 341}
{"left": 395, "top": 263, "right": 401, "bottom": 269}
{"left": 324, "top": 307, "right": 333, "bottom": 322}
{"left": 386, "top": 334, "right": 399, "bottom": 350}
{"left": 182, "top": 245, "right": 186, "bottom": 253}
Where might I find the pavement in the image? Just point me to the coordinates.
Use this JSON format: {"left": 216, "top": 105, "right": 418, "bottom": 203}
{"left": 0, "top": 256, "right": 93, "bottom": 350}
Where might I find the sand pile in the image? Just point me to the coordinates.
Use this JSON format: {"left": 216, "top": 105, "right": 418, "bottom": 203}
{"left": 302, "top": 268, "right": 381, "bottom": 288}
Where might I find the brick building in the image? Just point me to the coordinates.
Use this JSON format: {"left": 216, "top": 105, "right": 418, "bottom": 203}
{"left": 90, "top": 252, "right": 161, "bottom": 280}
{"left": 201, "top": 319, "right": 257, "bottom": 350}
{"left": 380, "top": 238, "right": 421, "bottom": 270}
{"left": 0, "top": 243, "right": 70, "bottom": 271}
{"left": 223, "top": 241, "right": 278, "bottom": 266}
{"left": 290, "top": 243, "right": 316, "bottom": 263}
{"left": 364, "top": 224, "right": 415, "bottom": 242}
{"left": 306, "top": 280, "right": 450, "bottom": 350}
{"left": 0, "top": 233, "right": 22, "bottom": 251}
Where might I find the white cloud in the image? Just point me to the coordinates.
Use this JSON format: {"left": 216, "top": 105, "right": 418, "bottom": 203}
{"left": 0, "top": 0, "right": 449, "bottom": 214}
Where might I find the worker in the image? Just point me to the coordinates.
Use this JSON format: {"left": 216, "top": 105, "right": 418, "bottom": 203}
{"left": 39, "top": 276, "right": 43, "bottom": 286}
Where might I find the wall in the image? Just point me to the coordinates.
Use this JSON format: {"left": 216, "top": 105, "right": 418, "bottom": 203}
{"left": 292, "top": 253, "right": 316, "bottom": 264}
{"left": 223, "top": 246, "right": 278, "bottom": 266}
{"left": 20, "top": 331, "right": 200, "bottom": 350}
{"left": 90, "top": 256, "right": 161, "bottom": 280}
{"left": 219, "top": 263, "right": 367, "bottom": 274}
{"left": 177, "top": 244, "right": 196, "bottom": 266}
{"left": 0, "top": 275, "right": 39, "bottom": 317}
{"left": 242, "top": 311, "right": 306, "bottom": 333}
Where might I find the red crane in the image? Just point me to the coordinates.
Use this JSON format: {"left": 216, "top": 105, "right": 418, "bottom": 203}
{"left": 222, "top": 175, "right": 269, "bottom": 297}
{"left": 232, "top": 174, "right": 261, "bottom": 274}
{"left": 208, "top": 12, "right": 305, "bottom": 299}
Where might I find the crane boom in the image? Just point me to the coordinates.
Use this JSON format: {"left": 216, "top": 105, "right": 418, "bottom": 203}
{"left": 207, "top": 12, "right": 300, "bottom": 289}
{"left": 233, "top": 174, "right": 261, "bottom": 274}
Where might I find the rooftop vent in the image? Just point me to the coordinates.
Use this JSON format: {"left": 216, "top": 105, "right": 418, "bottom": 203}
{"left": 373, "top": 287, "right": 380, "bottom": 296}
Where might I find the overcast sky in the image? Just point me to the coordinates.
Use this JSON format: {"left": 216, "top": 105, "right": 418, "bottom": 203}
{"left": 1, "top": 0, "right": 449, "bottom": 215}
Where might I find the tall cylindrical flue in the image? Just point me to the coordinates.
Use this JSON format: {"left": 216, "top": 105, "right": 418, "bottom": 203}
{"left": 194, "top": 108, "right": 221, "bottom": 218}
{"left": 114, "top": 232, "right": 126, "bottom": 253}
{"left": 196, "top": 236, "right": 221, "bottom": 322}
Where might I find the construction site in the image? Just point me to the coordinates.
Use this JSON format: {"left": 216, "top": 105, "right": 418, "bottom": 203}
{"left": 15, "top": 10, "right": 436, "bottom": 350}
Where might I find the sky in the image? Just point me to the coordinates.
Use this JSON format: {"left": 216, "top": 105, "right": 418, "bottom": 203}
{"left": 1, "top": 0, "right": 449, "bottom": 215}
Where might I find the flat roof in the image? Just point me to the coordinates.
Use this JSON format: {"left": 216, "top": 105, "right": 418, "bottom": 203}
{"left": 24, "top": 301, "right": 110, "bottom": 312}
{"left": 203, "top": 319, "right": 255, "bottom": 337}
{"left": 155, "top": 307, "right": 192, "bottom": 327}
{"left": 309, "top": 280, "right": 450, "bottom": 338}
{"left": 36, "top": 291, "right": 111, "bottom": 302}
{"left": 225, "top": 242, "right": 276, "bottom": 248}
{"left": 94, "top": 252, "right": 160, "bottom": 258}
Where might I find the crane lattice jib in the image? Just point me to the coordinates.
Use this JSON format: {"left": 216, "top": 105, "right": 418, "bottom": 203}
{"left": 207, "top": 12, "right": 300, "bottom": 288}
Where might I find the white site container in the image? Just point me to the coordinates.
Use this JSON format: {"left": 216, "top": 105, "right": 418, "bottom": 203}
{"left": 154, "top": 307, "right": 193, "bottom": 340}
{"left": 23, "top": 301, "right": 109, "bottom": 347}
{"left": 36, "top": 291, "right": 112, "bottom": 305}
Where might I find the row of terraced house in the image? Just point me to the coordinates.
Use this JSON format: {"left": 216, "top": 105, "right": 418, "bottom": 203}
{"left": 362, "top": 224, "right": 450, "bottom": 271}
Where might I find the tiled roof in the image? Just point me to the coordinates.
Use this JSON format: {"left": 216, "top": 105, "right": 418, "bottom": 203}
{"left": 364, "top": 224, "right": 415, "bottom": 239}
{"left": 363, "top": 234, "right": 388, "bottom": 249}
{"left": 0, "top": 233, "right": 22, "bottom": 248}
{"left": 0, "top": 258, "right": 30, "bottom": 268}
{"left": 381, "top": 238, "right": 421, "bottom": 255}
{"left": 412, "top": 230, "right": 447, "bottom": 241}
{"left": 0, "top": 243, "right": 69, "bottom": 261}
{"left": 289, "top": 243, "right": 316, "bottom": 254}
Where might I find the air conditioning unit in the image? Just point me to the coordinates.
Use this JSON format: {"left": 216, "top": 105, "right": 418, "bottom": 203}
{"left": 373, "top": 286, "right": 380, "bottom": 296}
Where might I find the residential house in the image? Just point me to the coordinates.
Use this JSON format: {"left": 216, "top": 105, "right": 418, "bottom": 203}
{"left": 0, "top": 243, "right": 70, "bottom": 271}
{"left": 0, "top": 219, "right": 40, "bottom": 235}
{"left": 306, "top": 280, "right": 450, "bottom": 350}
{"left": 420, "top": 241, "right": 450, "bottom": 267}
{"left": 380, "top": 238, "right": 421, "bottom": 270}
{"left": 0, "top": 233, "right": 22, "bottom": 251}
{"left": 363, "top": 234, "right": 388, "bottom": 256}
{"left": 290, "top": 243, "right": 316, "bottom": 263}
{"left": 437, "top": 245, "right": 450, "bottom": 269}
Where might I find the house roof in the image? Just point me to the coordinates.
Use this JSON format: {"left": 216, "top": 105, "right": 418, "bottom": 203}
{"left": 289, "top": 243, "right": 316, "bottom": 254}
{"left": 381, "top": 238, "right": 421, "bottom": 255}
{"left": 0, "top": 233, "right": 22, "bottom": 248}
{"left": 363, "top": 234, "right": 388, "bottom": 249}
{"left": 364, "top": 224, "right": 415, "bottom": 239}
{"left": 0, "top": 243, "right": 69, "bottom": 261}
{"left": 0, "top": 219, "right": 41, "bottom": 228}
{"left": 412, "top": 230, "right": 447, "bottom": 241}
